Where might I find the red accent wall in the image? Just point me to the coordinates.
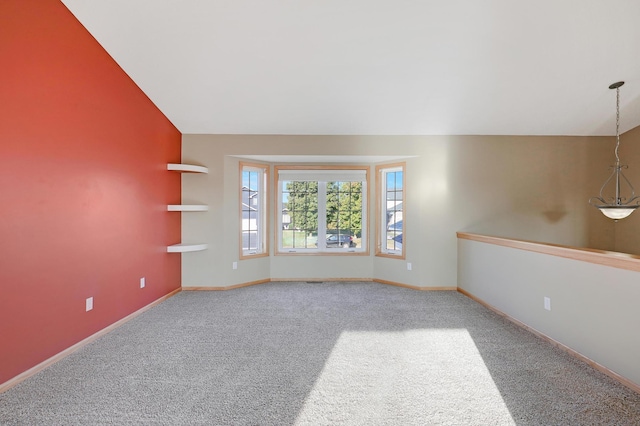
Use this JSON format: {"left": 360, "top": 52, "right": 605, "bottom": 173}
{"left": 0, "top": 1, "right": 181, "bottom": 384}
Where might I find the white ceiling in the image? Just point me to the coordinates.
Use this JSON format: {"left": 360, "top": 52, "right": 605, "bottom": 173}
{"left": 61, "top": 0, "right": 640, "bottom": 136}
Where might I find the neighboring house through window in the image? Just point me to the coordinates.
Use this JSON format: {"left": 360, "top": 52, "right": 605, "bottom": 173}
{"left": 240, "top": 162, "right": 268, "bottom": 258}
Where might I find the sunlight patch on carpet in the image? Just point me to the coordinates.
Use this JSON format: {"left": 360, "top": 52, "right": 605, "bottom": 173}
{"left": 295, "top": 328, "right": 515, "bottom": 425}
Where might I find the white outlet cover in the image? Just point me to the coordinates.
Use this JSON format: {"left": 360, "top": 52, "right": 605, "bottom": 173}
{"left": 86, "top": 297, "right": 93, "bottom": 312}
{"left": 407, "top": 262, "right": 412, "bottom": 271}
{"left": 544, "top": 297, "right": 551, "bottom": 311}
{"left": 232, "top": 262, "right": 238, "bottom": 270}
{"left": 140, "top": 277, "right": 145, "bottom": 288}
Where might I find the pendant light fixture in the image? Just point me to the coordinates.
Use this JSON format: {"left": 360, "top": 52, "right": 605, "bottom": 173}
{"left": 589, "top": 81, "right": 640, "bottom": 220}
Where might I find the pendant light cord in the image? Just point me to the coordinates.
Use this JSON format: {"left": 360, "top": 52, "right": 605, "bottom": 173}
{"left": 615, "top": 86, "right": 621, "bottom": 165}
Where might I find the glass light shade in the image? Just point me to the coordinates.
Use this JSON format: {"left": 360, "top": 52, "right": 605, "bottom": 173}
{"left": 598, "top": 206, "right": 638, "bottom": 220}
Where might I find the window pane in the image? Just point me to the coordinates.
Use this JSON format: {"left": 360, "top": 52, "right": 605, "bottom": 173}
{"left": 379, "top": 166, "right": 404, "bottom": 256}
{"left": 282, "top": 181, "right": 318, "bottom": 249}
{"left": 325, "top": 181, "right": 362, "bottom": 249}
{"left": 386, "top": 171, "right": 403, "bottom": 249}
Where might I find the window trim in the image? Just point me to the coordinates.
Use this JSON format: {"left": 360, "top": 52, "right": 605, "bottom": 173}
{"left": 275, "top": 165, "right": 369, "bottom": 256}
{"left": 239, "top": 162, "right": 269, "bottom": 259}
{"left": 376, "top": 162, "right": 406, "bottom": 259}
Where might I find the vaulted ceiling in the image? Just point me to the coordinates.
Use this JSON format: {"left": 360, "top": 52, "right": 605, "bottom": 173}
{"left": 61, "top": 0, "right": 640, "bottom": 136}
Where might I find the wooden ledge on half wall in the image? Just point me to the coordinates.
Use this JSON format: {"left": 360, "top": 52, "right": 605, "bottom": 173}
{"left": 457, "top": 232, "right": 640, "bottom": 273}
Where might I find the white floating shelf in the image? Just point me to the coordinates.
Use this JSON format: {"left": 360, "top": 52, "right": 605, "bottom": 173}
{"left": 167, "top": 205, "right": 209, "bottom": 212}
{"left": 167, "top": 163, "right": 209, "bottom": 174}
{"left": 167, "top": 243, "right": 208, "bottom": 253}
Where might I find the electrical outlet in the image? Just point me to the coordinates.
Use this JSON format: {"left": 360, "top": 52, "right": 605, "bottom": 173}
{"left": 140, "top": 277, "right": 145, "bottom": 288}
{"left": 86, "top": 297, "right": 93, "bottom": 312}
{"left": 407, "top": 262, "right": 412, "bottom": 271}
{"left": 544, "top": 296, "right": 551, "bottom": 311}
{"left": 232, "top": 262, "right": 238, "bottom": 270}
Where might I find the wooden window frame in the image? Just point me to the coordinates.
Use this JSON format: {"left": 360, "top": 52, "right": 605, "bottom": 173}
{"left": 376, "top": 162, "right": 406, "bottom": 259}
{"left": 239, "top": 162, "right": 269, "bottom": 259}
{"left": 275, "top": 165, "right": 369, "bottom": 256}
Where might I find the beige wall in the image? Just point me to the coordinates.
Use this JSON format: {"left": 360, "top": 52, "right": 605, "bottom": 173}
{"left": 181, "top": 134, "right": 614, "bottom": 288}
{"left": 610, "top": 124, "right": 640, "bottom": 254}
{"left": 457, "top": 237, "right": 640, "bottom": 388}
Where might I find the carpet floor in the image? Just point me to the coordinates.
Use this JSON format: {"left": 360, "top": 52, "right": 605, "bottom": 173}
{"left": 1, "top": 281, "right": 639, "bottom": 425}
